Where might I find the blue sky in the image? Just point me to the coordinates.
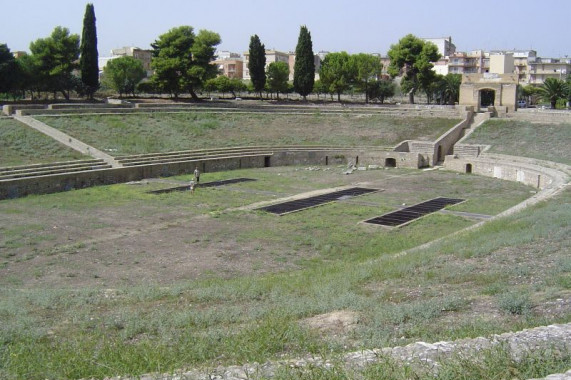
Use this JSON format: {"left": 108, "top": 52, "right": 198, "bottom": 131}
{"left": 1, "top": 0, "right": 570, "bottom": 58}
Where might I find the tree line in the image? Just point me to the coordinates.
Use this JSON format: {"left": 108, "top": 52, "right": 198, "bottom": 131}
{"left": 1, "top": 4, "right": 569, "bottom": 107}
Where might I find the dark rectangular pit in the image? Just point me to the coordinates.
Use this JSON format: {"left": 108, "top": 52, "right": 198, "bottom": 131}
{"left": 149, "top": 178, "right": 256, "bottom": 194}
{"left": 258, "top": 187, "right": 380, "bottom": 215}
{"left": 365, "top": 197, "right": 465, "bottom": 227}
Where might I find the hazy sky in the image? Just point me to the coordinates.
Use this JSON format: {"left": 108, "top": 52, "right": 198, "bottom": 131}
{"left": 2, "top": 0, "right": 570, "bottom": 58}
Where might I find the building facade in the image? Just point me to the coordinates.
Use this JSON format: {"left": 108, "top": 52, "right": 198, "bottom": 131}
{"left": 99, "top": 47, "right": 153, "bottom": 77}
{"left": 212, "top": 58, "right": 244, "bottom": 79}
{"left": 242, "top": 50, "right": 290, "bottom": 80}
{"left": 528, "top": 57, "right": 571, "bottom": 84}
{"left": 423, "top": 37, "right": 456, "bottom": 57}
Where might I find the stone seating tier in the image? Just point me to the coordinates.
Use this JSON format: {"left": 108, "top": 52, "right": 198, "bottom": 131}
{"left": 0, "top": 159, "right": 111, "bottom": 180}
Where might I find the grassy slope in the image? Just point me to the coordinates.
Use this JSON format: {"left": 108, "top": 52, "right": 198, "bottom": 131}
{"left": 36, "top": 113, "right": 460, "bottom": 155}
{"left": 0, "top": 118, "right": 86, "bottom": 167}
{"left": 464, "top": 119, "right": 571, "bottom": 165}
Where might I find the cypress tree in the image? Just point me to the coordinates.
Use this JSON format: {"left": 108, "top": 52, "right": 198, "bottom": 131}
{"left": 248, "top": 34, "right": 266, "bottom": 99}
{"left": 293, "top": 25, "right": 315, "bottom": 101}
{"left": 80, "top": 3, "right": 99, "bottom": 98}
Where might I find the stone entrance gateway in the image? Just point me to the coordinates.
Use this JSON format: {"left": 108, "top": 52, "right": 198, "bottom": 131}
{"left": 459, "top": 73, "right": 518, "bottom": 113}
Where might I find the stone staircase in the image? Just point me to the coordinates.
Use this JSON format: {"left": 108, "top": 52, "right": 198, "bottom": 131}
{"left": 451, "top": 112, "right": 492, "bottom": 158}
{"left": 460, "top": 112, "right": 491, "bottom": 139}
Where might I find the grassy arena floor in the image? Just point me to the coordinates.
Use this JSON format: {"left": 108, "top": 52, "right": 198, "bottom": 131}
{"left": 0, "top": 111, "right": 569, "bottom": 379}
{"left": 0, "top": 166, "right": 569, "bottom": 379}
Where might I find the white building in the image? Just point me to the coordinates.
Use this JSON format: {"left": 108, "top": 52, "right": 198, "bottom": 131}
{"left": 423, "top": 37, "right": 456, "bottom": 57}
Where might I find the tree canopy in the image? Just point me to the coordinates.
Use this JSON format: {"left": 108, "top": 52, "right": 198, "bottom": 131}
{"left": 367, "top": 79, "right": 395, "bottom": 104}
{"left": 351, "top": 53, "right": 383, "bottom": 103}
{"left": 204, "top": 76, "right": 246, "bottom": 98}
{"left": 80, "top": 3, "right": 99, "bottom": 98}
{"left": 0, "top": 44, "right": 18, "bottom": 95}
{"left": 319, "top": 51, "right": 354, "bottom": 102}
{"left": 102, "top": 56, "right": 146, "bottom": 97}
{"left": 266, "top": 61, "right": 290, "bottom": 99}
{"left": 150, "top": 26, "right": 220, "bottom": 100}
{"left": 248, "top": 34, "right": 266, "bottom": 99}
{"left": 293, "top": 25, "right": 315, "bottom": 100}
{"left": 29, "top": 26, "right": 80, "bottom": 100}
{"left": 387, "top": 34, "right": 440, "bottom": 104}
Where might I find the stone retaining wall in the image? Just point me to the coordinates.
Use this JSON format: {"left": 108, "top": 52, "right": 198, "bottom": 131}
{"left": 443, "top": 154, "right": 567, "bottom": 189}
{"left": 508, "top": 110, "right": 571, "bottom": 123}
{"left": 0, "top": 148, "right": 422, "bottom": 199}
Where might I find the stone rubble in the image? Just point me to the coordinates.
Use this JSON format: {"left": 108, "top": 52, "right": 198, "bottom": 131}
{"left": 99, "top": 323, "right": 570, "bottom": 380}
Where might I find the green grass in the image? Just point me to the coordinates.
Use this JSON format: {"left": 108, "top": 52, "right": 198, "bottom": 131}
{"left": 0, "top": 118, "right": 86, "bottom": 167}
{"left": 35, "top": 112, "right": 460, "bottom": 155}
{"left": 0, "top": 111, "right": 569, "bottom": 379}
{"left": 272, "top": 345, "right": 571, "bottom": 380}
{"left": 0, "top": 168, "right": 568, "bottom": 379}
{"left": 464, "top": 119, "right": 571, "bottom": 165}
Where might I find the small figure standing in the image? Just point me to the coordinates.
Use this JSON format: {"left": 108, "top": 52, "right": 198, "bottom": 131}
{"left": 189, "top": 179, "right": 195, "bottom": 194}
{"left": 194, "top": 167, "right": 200, "bottom": 183}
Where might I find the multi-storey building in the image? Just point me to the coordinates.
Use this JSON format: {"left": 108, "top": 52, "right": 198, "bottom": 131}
{"left": 528, "top": 57, "right": 571, "bottom": 84}
{"left": 212, "top": 51, "right": 244, "bottom": 79}
{"left": 423, "top": 37, "right": 456, "bottom": 57}
{"left": 287, "top": 53, "right": 322, "bottom": 81}
{"left": 490, "top": 53, "right": 515, "bottom": 74}
{"left": 111, "top": 47, "right": 153, "bottom": 76}
{"left": 489, "top": 50, "right": 536, "bottom": 84}
{"left": 99, "top": 47, "right": 153, "bottom": 77}
{"left": 212, "top": 58, "right": 244, "bottom": 79}
{"left": 216, "top": 51, "right": 241, "bottom": 60}
{"left": 242, "top": 50, "right": 290, "bottom": 80}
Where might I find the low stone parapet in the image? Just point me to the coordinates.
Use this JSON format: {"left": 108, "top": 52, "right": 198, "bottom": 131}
{"left": 443, "top": 153, "right": 569, "bottom": 190}
{"left": 508, "top": 109, "right": 571, "bottom": 123}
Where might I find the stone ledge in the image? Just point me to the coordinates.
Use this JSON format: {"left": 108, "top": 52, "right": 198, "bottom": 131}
{"left": 91, "top": 323, "right": 571, "bottom": 380}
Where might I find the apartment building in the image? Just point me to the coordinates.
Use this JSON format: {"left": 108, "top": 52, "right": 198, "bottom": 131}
{"left": 446, "top": 52, "right": 481, "bottom": 75}
{"left": 423, "top": 36, "right": 456, "bottom": 57}
{"left": 287, "top": 53, "right": 322, "bottom": 81}
{"left": 212, "top": 58, "right": 244, "bottom": 79}
{"left": 242, "top": 49, "right": 290, "bottom": 80}
{"left": 490, "top": 53, "right": 515, "bottom": 74}
{"left": 111, "top": 47, "right": 153, "bottom": 75}
{"left": 488, "top": 50, "right": 536, "bottom": 84}
{"left": 528, "top": 57, "right": 571, "bottom": 84}
{"left": 99, "top": 46, "right": 153, "bottom": 77}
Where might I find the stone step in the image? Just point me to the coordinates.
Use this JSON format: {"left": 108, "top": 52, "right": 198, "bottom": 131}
{"left": 0, "top": 159, "right": 107, "bottom": 175}
{"left": 120, "top": 152, "right": 274, "bottom": 167}
{"left": 0, "top": 163, "right": 112, "bottom": 180}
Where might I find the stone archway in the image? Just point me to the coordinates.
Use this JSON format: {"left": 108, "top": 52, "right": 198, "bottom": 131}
{"left": 459, "top": 73, "right": 518, "bottom": 112}
{"left": 480, "top": 89, "right": 496, "bottom": 108}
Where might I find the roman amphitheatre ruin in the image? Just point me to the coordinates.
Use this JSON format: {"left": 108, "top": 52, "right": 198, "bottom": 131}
{"left": 0, "top": 99, "right": 569, "bottom": 379}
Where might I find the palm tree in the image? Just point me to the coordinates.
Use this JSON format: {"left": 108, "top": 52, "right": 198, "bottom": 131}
{"left": 442, "top": 73, "right": 461, "bottom": 105}
{"left": 537, "top": 78, "right": 567, "bottom": 109}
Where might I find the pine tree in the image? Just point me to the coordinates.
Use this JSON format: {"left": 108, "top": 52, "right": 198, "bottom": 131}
{"left": 293, "top": 26, "right": 315, "bottom": 101}
{"left": 80, "top": 3, "right": 99, "bottom": 98}
{"left": 248, "top": 34, "right": 266, "bottom": 99}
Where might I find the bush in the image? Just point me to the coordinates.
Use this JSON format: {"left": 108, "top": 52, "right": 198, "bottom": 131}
{"left": 497, "top": 291, "right": 532, "bottom": 315}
